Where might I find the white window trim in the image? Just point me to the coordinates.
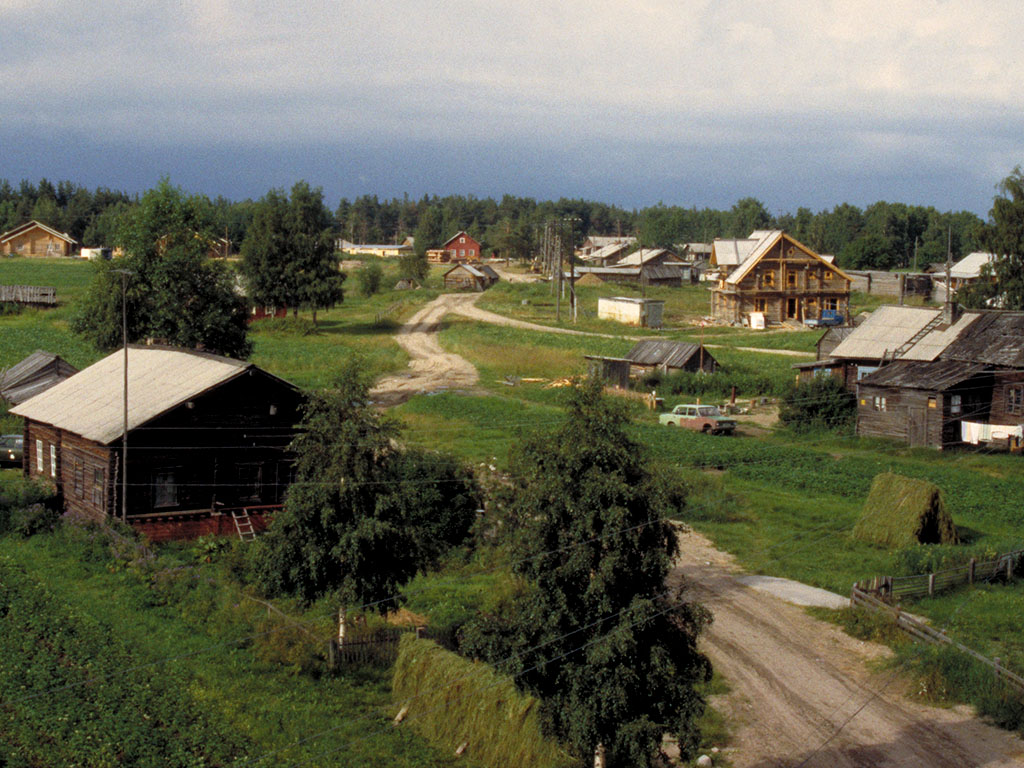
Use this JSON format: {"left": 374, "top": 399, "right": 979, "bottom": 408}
{"left": 36, "top": 440, "right": 43, "bottom": 472}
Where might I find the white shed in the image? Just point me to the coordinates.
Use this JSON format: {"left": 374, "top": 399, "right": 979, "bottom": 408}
{"left": 597, "top": 297, "right": 665, "bottom": 328}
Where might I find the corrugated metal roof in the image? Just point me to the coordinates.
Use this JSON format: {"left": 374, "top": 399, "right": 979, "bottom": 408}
{"left": 626, "top": 339, "right": 707, "bottom": 368}
{"left": 11, "top": 346, "right": 252, "bottom": 445}
{"left": 942, "top": 311, "right": 1024, "bottom": 367}
{"left": 712, "top": 238, "right": 760, "bottom": 267}
{"left": 950, "top": 252, "right": 995, "bottom": 279}
{"left": 830, "top": 306, "right": 939, "bottom": 360}
{"left": 859, "top": 359, "right": 988, "bottom": 390}
{"left": 899, "top": 312, "right": 980, "bottom": 361}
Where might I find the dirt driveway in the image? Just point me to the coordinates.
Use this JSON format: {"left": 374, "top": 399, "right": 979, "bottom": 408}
{"left": 673, "top": 529, "right": 1024, "bottom": 767}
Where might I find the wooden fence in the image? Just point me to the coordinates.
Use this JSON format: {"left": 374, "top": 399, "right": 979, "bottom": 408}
{"left": 374, "top": 301, "right": 404, "bottom": 324}
{"left": 0, "top": 285, "right": 57, "bottom": 305}
{"left": 853, "top": 549, "right": 1024, "bottom": 602}
{"left": 850, "top": 586, "right": 1024, "bottom": 695}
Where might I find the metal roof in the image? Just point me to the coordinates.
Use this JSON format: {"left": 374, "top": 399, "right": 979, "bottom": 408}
{"left": 942, "top": 311, "right": 1024, "bottom": 367}
{"left": 625, "top": 340, "right": 712, "bottom": 369}
{"left": 950, "top": 252, "right": 995, "bottom": 279}
{"left": 829, "top": 306, "right": 940, "bottom": 360}
{"left": 570, "top": 265, "right": 686, "bottom": 280}
{"left": 613, "top": 249, "right": 683, "bottom": 267}
{"left": 711, "top": 237, "right": 760, "bottom": 267}
{"left": 580, "top": 242, "right": 630, "bottom": 262}
{"left": 11, "top": 346, "right": 255, "bottom": 445}
{"left": 858, "top": 359, "right": 989, "bottom": 390}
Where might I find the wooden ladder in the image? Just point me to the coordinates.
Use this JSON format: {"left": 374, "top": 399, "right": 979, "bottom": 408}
{"left": 892, "top": 313, "right": 945, "bottom": 359}
{"left": 232, "top": 509, "right": 257, "bottom": 542}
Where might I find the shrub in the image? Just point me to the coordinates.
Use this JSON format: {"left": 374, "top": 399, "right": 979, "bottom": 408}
{"left": 357, "top": 262, "right": 383, "bottom": 297}
{"left": 778, "top": 375, "right": 855, "bottom": 432}
{"left": 10, "top": 502, "right": 60, "bottom": 537}
{"left": 0, "top": 475, "right": 59, "bottom": 534}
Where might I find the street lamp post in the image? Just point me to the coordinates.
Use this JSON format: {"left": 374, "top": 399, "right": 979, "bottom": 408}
{"left": 113, "top": 269, "right": 132, "bottom": 523}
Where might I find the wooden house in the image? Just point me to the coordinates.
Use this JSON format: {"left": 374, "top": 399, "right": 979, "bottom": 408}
{"left": 579, "top": 241, "right": 632, "bottom": 266}
{"left": 710, "top": 231, "right": 852, "bottom": 325}
{"left": 11, "top": 346, "right": 302, "bottom": 541}
{"left": 579, "top": 235, "right": 635, "bottom": 257}
{"left": 0, "top": 351, "right": 78, "bottom": 405}
{"left": 625, "top": 340, "right": 717, "bottom": 374}
{"left": 612, "top": 248, "right": 684, "bottom": 269}
{"left": 584, "top": 356, "right": 632, "bottom": 389}
{"left": 949, "top": 252, "right": 997, "bottom": 292}
{"left": 569, "top": 264, "right": 688, "bottom": 287}
{"left": 439, "top": 231, "right": 482, "bottom": 263}
{"left": 1, "top": 220, "right": 77, "bottom": 257}
{"left": 443, "top": 263, "right": 499, "bottom": 291}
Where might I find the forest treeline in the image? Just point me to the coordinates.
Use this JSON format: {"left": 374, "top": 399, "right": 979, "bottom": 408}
{"left": 0, "top": 178, "right": 989, "bottom": 271}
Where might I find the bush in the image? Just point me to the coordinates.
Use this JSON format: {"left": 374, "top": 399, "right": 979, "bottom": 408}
{"left": 10, "top": 502, "right": 60, "bottom": 537}
{"left": 0, "top": 475, "right": 59, "bottom": 534}
{"left": 643, "top": 363, "right": 790, "bottom": 400}
{"left": 357, "top": 262, "right": 383, "bottom": 297}
{"left": 778, "top": 375, "right": 855, "bottom": 432}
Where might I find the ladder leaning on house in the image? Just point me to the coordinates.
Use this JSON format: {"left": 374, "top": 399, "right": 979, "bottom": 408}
{"left": 231, "top": 509, "right": 257, "bottom": 542}
{"left": 890, "top": 312, "right": 946, "bottom": 360}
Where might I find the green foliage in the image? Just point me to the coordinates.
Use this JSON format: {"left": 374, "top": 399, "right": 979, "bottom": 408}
{"left": 0, "top": 557, "right": 246, "bottom": 766}
{"left": 644, "top": 361, "right": 790, "bottom": 400}
{"left": 840, "top": 232, "right": 897, "bottom": 270}
{"left": 778, "top": 375, "right": 856, "bottom": 432}
{"left": 0, "top": 474, "right": 59, "bottom": 535}
{"left": 460, "top": 378, "right": 712, "bottom": 767}
{"left": 358, "top": 261, "right": 384, "bottom": 297}
{"left": 71, "top": 179, "right": 252, "bottom": 358}
{"left": 854, "top": 473, "right": 958, "bottom": 548}
{"left": 393, "top": 635, "right": 579, "bottom": 768}
{"left": 242, "top": 181, "right": 345, "bottom": 322}
{"left": 251, "top": 359, "right": 479, "bottom": 609}
{"left": 975, "top": 166, "right": 1024, "bottom": 310}
{"left": 399, "top": 250, "right": 430, "bottom": 281}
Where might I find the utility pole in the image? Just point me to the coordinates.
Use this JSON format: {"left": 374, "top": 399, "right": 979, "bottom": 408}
{"left": 564, "top": 217, "right": 581, "bottom": 323}
{"left": 113, "top": 269, "right": 133, "bottom": 523}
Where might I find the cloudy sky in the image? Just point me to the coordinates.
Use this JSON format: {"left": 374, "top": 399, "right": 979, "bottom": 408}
{"left": 2, "top": 0, "right": 1022, "bottom": 215}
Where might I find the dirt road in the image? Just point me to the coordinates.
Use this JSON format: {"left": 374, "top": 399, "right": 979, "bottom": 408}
{"left": 369, "top": 293, "right": 480, "bottom": 405}
{"left": 673, "top": 530, "right": 1024, "bottom": 768}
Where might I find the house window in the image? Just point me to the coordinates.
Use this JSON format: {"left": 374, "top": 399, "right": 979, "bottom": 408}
{"left": 928, "top": 396, "right": 937, "bottom": 409}
{"left": 92, "top": 468, "right": 105, "bottom": 510}
{"left": 950, "top": 394, "right": 962, "bottom": 415}
{"left": 762, "top": 271, "right": 775, "bottom": 287}
{"left": 754, "top": 298, "right": 766, "bottom": 312}
{"left": 873, "top": 396, "right": 887, "bottom": 411}
{"left": 787, "top": 271, "right": 796, "bottom": 287}
{"left": 153, "top": 470, "right": 178, "bottom": 508}
{"left": 49, "top": 445, "right": 56, "bottom": 477}
{"left": 824, "top": 298, "right": 838, "bottom": 311}
{"left": 824, "top": 270, "right": 833, "bottom": 281}
{"left": 1007, "top": 385, "right": 1024, "bottom": 415}
{"left": 857, "top": 366, "right": 878, "bottom": 380}
{"left": 74, "top": 460, "right": 85, "bottom": 498}
{"left": 36, "top": 439, "right": 43, "bottom": 473}
{"left": 459, "top": 237, "right": 465, "bottom": 243}
{"left": 459, "top": 249, "right": 465, "bottom": 258}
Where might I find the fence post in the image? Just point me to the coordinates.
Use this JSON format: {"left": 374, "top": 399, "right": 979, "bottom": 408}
{"left": 969, "top": 558, "right": 976, "bottom": 585}
{"left": 928, "top": 572, "right": 935, "bottom": 597}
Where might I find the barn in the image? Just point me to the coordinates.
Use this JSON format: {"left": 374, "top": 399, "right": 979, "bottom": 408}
{"left": 11, "top": 346, "right": 302, "bottom": 541}
{"left": 443, "top": 263, "right": 499, "bottom": 291}
{"left": 0, "top": 350, "right": 79, "bottom": 405}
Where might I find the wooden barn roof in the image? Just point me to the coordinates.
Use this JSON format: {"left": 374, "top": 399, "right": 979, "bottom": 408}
{"left": 0, "top": 350, "right": 79, "bottom": 405}
{"left": 725, "top": 230, "right": 852, "bottom": 286}
{"left": 625, "top": 339, "right": 712, "bottom": 368}
{"left": 11, "top": 346, "right": 294, "bottom": 445}
{"left": 858, "top": 359, "right": 988, "bottom": 390}
{"left": 941, "top": 311, "right": 1024, "bottom": 367}
{"left": 0, "top": 219, "right": 77, "bottom": 245}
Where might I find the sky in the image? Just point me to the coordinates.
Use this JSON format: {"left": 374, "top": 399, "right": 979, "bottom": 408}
{"left": 2, "top": 0, "right": 1023, "bottom": 216}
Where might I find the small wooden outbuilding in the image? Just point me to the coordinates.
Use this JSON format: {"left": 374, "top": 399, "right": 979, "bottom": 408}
{"left": 0, "top": 350, "right": 78, "bottom": 405}
{"left": 443, "top": 263, "right": 499, "bottom": 291}
{"left": 625, "top": 339, "right": 717, "bottom": 374}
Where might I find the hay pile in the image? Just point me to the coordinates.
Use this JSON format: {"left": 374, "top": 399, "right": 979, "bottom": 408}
{"left": 854, "top": 472, "right": 958, "bottom": 547}
{"left": 392, "top": 635, "right": 578, "bottom": 768}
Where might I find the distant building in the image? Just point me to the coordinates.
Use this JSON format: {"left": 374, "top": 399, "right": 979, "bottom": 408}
{"left": 0, "top": 350, "right": 78, "bottom": 405}
{"left": 597, "top": 297, "right": 664, "bottom": 328}
{"left": 335, "top": 239, "right": 413, "bottom": 258}
{"left": 1, "top": 220, "right": 77, "bottom": 257}
{"left": 443, "top": 263, "right": 499, "bottom": 291}
{"left": 439, "top": 231, "right": 482, "bottom": 263}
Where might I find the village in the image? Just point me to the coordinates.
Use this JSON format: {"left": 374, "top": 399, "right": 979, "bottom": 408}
{"left": 2, "top": 200, "right": 1024, "bottom": 768}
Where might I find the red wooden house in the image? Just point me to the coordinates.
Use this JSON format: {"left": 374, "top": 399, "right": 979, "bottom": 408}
{"left": 437, "top": 231, "right": 482, "bottom": 263}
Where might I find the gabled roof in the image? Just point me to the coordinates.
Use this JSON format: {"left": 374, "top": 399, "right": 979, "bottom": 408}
{"left": 724, "top": 230, "right": 852, "bottom": 286}
{"left": 444, "top": 263, "right": 497, "bottom": 280}
{"left": 711, "top": 237, "right": 761, "bottom": 267}
{"left": 0, "top": 220, "right": 77, "bottom": 245}
{"left": 613, "top": 248, "right": 682, "bottom": 267}
{"left": 950, "top": 251, "right": 996, "bottom": 280}
{"left": 625, "top": 340, "right": 712, "bottom": 369}
{"left": 0, "top": 350, "right": 79, "bottom": 405}
{"left": 859, "top": 359, "right": 989, "bottom": 390}
{"left": 583, "top": 235, "right": 636, "bottom": 248}
{"left": 830, "top": 306, "right": 939, "bottom": 360}
{"left": 441, "top": 231, "right": 478, "bottom": 249}
{"left": 10, "top": 346, "right": 292, "bottom": 445}
{"left": 570, "top": 265, "right": 686, "bottom": 281}
{"left": 942, "top": 311, "right": 1024, "bottom": 367}
{"left": 580, "top": 241, "right": 631, "bottom": 263}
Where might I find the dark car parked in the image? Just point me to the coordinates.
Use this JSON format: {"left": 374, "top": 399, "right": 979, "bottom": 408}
{"left": 1, "top": 434, "right": 23, "bottom": 468}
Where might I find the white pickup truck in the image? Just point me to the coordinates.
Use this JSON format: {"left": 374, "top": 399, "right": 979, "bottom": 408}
{"left": 658, "top": 404, "right": 736, "bottom": 435}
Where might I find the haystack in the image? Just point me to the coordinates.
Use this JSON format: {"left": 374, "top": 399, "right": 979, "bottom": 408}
{"left": 854, "top": 472, "right": 958, "bottom": 547}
